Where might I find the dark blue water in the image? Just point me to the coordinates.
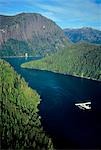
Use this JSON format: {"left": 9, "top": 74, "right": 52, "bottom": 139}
{"left": 4, "top": 57, "right": 101, "bottom": 149}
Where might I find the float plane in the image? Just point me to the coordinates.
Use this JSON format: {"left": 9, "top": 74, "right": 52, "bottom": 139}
{"left": 75, "top": 102, "right": 91, "bottom": 110}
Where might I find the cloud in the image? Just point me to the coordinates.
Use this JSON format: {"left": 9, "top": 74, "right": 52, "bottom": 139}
{"left": 0, "top": 0, "right": 100, "bottom": 29}
{"left": 32, "top": 0, "right": 101, "bottom": 29}
{"left": 40, "top": 11, "right": 62, "bottom": 22}
{"left": 39, "top": 0, "right": 101, "bottom": 29}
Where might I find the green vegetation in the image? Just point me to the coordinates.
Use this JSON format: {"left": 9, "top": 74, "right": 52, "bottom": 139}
{"left": 0, "top": 39, "right": 33, "bottom": 56}
{"left": 21, "top": 43, "right": 101, "bottom": 81}
{"left": 0, "top": 59, "right": 53, "bottom": 150}
{"left": 0, "top": 13, "right": 68, "bottom": 57}
{"left": 0, "top": 37, "right": 67, "bottom": 57}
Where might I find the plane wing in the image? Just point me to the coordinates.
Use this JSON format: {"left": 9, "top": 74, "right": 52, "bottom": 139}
{"left": 75, "top": 102, "right": 91, "bottom": 110}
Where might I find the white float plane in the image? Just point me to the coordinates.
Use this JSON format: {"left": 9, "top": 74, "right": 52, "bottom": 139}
{"left": 75, "top": 102, "right": 91, "bottom": 110}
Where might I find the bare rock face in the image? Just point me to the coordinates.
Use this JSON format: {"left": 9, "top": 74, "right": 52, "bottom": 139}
{"left": 64, "top": 27, "right": 101, "bottom": 44}
{"left": 0, "top": 13, "right": 68, "bottom": 56}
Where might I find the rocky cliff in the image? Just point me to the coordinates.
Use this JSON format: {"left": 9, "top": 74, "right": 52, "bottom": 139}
{"left": 0, "top": 13, "right": 68, "bottom": 56}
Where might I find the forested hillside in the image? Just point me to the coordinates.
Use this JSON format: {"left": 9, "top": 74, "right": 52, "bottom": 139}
{"left": 0, "top": 13, "right": 68, "bottom": 56}
{"left": 0, "top": 59, "right": 53, "bottom": 150}
{"left": 21, "top": 43, "right": 101, "bottom": 81}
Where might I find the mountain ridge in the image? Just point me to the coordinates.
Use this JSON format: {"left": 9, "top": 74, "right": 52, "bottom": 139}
{"left": 0, "top": 13, "right": 68, "bottom": 56}
{"left": 64, "top": 27, "right": 101, "bottom": 44}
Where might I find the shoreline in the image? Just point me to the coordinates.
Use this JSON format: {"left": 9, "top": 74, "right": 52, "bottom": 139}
{"left": 21, "top": 65, "right": 101, "bottom": 82}
{"left": 2, "top": 56, "right": 100, "bottom": 82}
{"left": 0, "top": 56, "right": 34, "bottom": 58}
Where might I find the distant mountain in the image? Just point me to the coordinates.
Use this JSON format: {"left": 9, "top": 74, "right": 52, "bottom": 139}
{"left": 0, "top": 13, "right": 68, "bottom": 56}
{"left": 64, "top": 27, "right": 101, "bottom": 44}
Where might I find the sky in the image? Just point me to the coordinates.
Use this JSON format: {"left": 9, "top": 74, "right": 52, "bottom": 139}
{"left": 0, "top": 0, "right": 101, "bottom": 30}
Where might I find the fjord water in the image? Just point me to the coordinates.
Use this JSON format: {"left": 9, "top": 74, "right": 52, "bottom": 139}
{"left": 5, "top": 57, "right": 101, "bottom": 149}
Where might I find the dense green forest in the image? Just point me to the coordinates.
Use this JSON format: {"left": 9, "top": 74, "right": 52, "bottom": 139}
{"left": 21, "top": 43, "right": 101, "bottom": 81}
{"left": 0, "top": 39, "right": 33, "bottom": 56}
{"left": 0, "top": 59, "right": 53, "bottom": 150}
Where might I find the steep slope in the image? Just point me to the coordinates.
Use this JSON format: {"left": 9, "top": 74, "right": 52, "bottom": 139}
{"left": 21, "top": 43, "right": 101, "bottom": 81}
{"left": 0, "top": 13, "right": 68, "bottom": 56}
{"left": 0, "top": 59, "right": 53, "bottom": 149}
{"left": 64, "top": 27, "right": 101, "bottom": 44}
